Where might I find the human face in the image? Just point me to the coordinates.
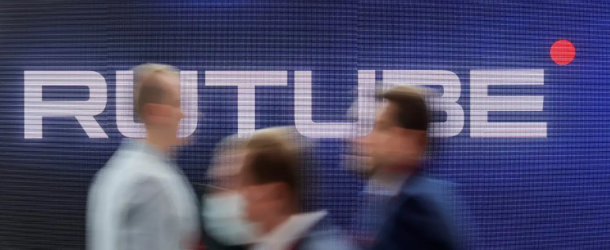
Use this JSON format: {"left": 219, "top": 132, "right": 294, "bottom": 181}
{"left": 144, "top": 73, "right": 184, "bottom": 145}
{"left": 159, "top": 74, "right": 184, "bottom": 142}
{"left": 345, "top": 102, "right": 377, "bottom": 175}
{"left": 209, "top": 149, "right": 247, "bottom": 192}
{"left": 359, "top": 103, "right": 425, "bottom": 173}
{"left": 239, "top": 154, "right": 290, "bottom": 225}
{"left": 241, "top": 182, "right": 283, "bottom": 224}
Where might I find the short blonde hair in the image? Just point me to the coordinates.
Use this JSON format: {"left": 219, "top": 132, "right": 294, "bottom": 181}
{"left": 131, "top": 63, "right": 179, "bottom": 118}
{"left": 133, "top": 63, "right": 179, "bottom": 85}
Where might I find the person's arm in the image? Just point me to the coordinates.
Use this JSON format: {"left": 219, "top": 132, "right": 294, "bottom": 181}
{"left": 121, "top": 178, "right": 173, "bottom": 250}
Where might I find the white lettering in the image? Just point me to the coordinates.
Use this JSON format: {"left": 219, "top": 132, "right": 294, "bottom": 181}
{"left": 294, "top": 70, "right": 376, "bottom": 138}
{"left": 24, "top": 71, "right": 108, "bottom": 139}
{"left": 205, "top": 71, "right": 288, "bottom": 137}
{"left": 470, "top": 70, "right": 546, "bottom": 138}
{"left": 22, "top": 69, "right": 547, "bottom": 139}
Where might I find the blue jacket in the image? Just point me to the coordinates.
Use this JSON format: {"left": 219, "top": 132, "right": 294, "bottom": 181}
{"left": 369, "top": 174, "right": 465, "bottom": 250}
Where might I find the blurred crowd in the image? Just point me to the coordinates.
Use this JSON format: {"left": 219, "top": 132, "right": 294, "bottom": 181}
{"left": 87, "top": 64, "right": 472, "bottom": 250}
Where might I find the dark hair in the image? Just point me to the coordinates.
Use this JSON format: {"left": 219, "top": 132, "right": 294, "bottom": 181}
{"left": 243, "top": 134, "right": 301, "bottom": 208}
{"left": 382, "top": 86, "right": 429, "bottom": 131}
{"left": 383, "top": 86, "right": 445, "bottom": 172}
{"left": 243, "top": 147, "right": 299, "bottom": 190}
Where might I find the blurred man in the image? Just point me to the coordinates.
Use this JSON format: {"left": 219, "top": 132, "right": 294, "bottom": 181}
{"left": 87, "top": 64, "right": 199, "bottom": 250}
{"left": 361, "top": 86, "right": 463, "bottom": 250}
{"left": 344, "top": 81, "right": 384, "bottom": 178}
{"left": 201, "top": 134, "right": 253, "bottom": 250}
{"left": 240, "top": 128, "right": 356, "bottom": 250}
{"left": 345, "top": 93, "right": 400, "bottom": 248}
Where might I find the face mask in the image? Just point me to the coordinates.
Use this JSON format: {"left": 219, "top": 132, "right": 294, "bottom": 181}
{"left": 202, "top": 192, "right": 261, "bottom": 246}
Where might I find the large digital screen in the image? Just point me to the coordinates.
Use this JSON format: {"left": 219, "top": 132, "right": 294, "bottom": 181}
{"left": 1, "top": 1, "right": 609, "bottom": 249}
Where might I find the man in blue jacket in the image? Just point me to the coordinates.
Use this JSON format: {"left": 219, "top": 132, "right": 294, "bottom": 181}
{"left": 359, "top": 85, "right": 466, "bottom": 250}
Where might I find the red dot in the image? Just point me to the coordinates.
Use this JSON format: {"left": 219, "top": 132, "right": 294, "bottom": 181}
{"left": 550, "top": 39, "right": 575, "bottom": 65}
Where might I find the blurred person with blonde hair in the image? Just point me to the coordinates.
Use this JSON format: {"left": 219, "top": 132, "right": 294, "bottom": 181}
{"left": 87, "top": 63, "right": 199, "bottom": 250}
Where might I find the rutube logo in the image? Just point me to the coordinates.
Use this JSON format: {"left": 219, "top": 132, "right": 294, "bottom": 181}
{"left": 23, "top": 69, "right": 547, "bottom": 139}
{"left": 21, "top": 39, "right": 577, "bottom": 140}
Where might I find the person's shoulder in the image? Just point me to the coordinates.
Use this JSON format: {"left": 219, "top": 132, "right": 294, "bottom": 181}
{"left": 304, "top": 226, "right": 359, "bottom": 250}
{"left": 93, "top": 150, "right": 141, "bottom": 181}
{"left": 89, "top": 146, "right": 165, "bottom": 198}
{"left": 395, "top": 175, "right": 462, "bottom": 219}
{"left": 299, "top": 215, "right": 359, "bottom": 250}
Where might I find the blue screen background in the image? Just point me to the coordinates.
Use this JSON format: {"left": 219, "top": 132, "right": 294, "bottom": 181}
{"left": 1, "top": 1, "right": 609, "bottom": 249}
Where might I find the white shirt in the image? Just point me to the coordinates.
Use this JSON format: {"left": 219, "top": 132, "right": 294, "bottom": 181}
{"left": 251, "top": 211, "right": 328, "bottom": 250}
{"left": 87, "top": 139, "right": 199, "bottom": 250}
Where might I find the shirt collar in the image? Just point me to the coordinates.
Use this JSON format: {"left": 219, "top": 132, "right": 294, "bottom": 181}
{"left": 253, "top": 210, "right": 328, "bottom": 250}
{"left": 122, "top": 138, "right": 153, "bottom": 152}
{"left": 121, "top": 139, "right": 171, "bottom": 163}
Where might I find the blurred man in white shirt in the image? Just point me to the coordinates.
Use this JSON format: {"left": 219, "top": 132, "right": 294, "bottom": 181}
{"left": 87, "top": 63, "right": 199, "bottom": 250}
